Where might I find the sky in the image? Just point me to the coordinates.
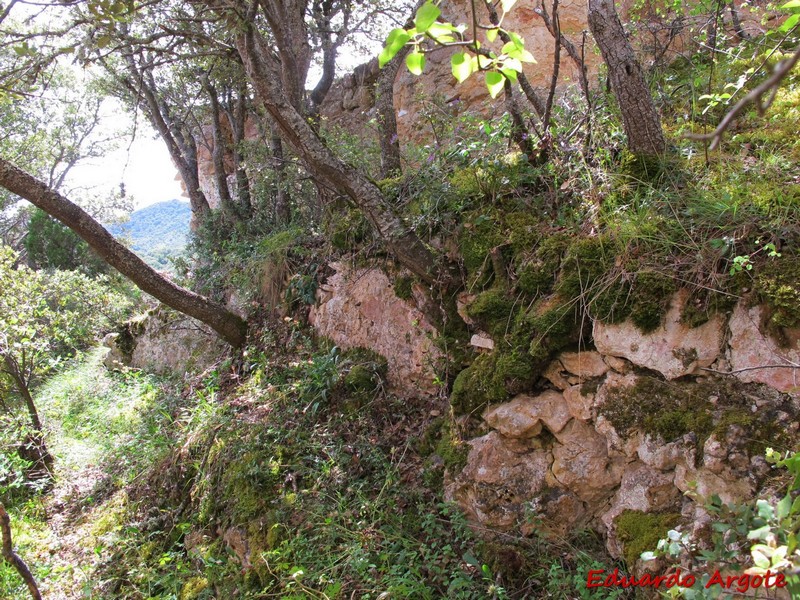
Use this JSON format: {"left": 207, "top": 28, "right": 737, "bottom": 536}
{"left": 66, "top": 125, "right": 185, "bottom": 211}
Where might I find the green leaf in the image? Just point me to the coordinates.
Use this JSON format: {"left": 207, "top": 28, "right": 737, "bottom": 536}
{"left": 485, "top": 71, "right": 505, "bottom": 98}
{"left": 451, "top": 51, "right": 473, "bottom": 83}
{"left": 777, "top": 494, "right": 793, "bottom": 519}
{"left": 501, "top": 68, "right": 518, "bottom": 83}
{"left": 502, "top": 57, "right": 523, "bottom": 72}
{"left": 486, "top": 28, "right": 499, "bottom": 43}
{"left": 428, "top": 22, "right": 456, "bottom": 42}
{"left": 379, "top": 28, "right": 411, "bottom": 67}
{"left": 415, "top": 2, "right": 441, "bottom": 33}
{"left": 781, "top": 0, "right": 800, "bottom": 8}
{"left": 779, "top": 13, "right": 800, "bottom": 32}
{"left": 501, "top": 0, "right": 518, "bottom": 12}
{"left": 406, "top": 51, "right": 426, "bottom": 75}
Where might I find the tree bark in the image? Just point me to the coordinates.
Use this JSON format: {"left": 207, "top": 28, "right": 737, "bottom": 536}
{"left": 235, "top": 26, "right": 446, "bottom": 285}
{"left": 203, "top": 76, "right": 241, "bottom": 222}
{"left": 0, "top": 502, "right": 41, "bottom": 600}
{"left": 587, "top": 0, "right": 667, "bottom": 155}
{"left": 376, "top": 50, "right": 408, "bottom": 178}
{"left": 0, "top": 158, "right": 248, "bottom": 347}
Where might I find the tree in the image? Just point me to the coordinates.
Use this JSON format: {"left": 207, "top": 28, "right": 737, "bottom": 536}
{"left": 0, "top": 159, "right": 249, "bottom": 347}
{"left": 586, "top": 0, "right": 666, "bottom": 155}
{"left": 0, "top": 246, "right": 132, "bottom": 477}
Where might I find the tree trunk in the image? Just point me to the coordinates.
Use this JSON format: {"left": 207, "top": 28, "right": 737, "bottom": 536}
{"left": 2, "top": 355, "right": 53, "bottom": 478}
{"left": 236, "top": 27, "right": 446, "bottom": 285}
{"left": 0, "top": 503, "right": 42, "bottom": 600}
{"left": 0, "top": 158, "right": 248, "bottom": 347}
{"left": 376, "top": 50, "right": 407, "bottom": 178}
{"left": 587, "top": 0, "right": 666, "bottom": 155}
{"left": 203, "top": 77, "right": 241, "bottom": 222}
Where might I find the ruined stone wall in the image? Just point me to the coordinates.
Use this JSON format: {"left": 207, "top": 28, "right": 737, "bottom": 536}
{"left": 308, "top": 263, "right": 799, "bottom": 566}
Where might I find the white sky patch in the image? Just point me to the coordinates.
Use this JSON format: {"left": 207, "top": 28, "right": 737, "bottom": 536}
{"left": 66, "top": 123, "right": 185, "bottom": 211}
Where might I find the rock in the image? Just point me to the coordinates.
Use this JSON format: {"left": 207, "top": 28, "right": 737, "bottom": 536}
{"left": 523, "top": 489, "right": 588, "bottom": 538}
{"left": 603, "top": 355, "right": 632, "bottom": 373}
{"left": 563, "top": 384, "right": 594, "bottom": 421}
{"left": 221, "top": 527, "right": 251, "bottom": 569}
{"left": 593, "top": 290, "right": 725, "bottom": 380}
{"left": 129, "top": 309, "right": 225, "bottom": 376}
{"left": 728, "top": 302, "right": 800, "bottom": 394}
{"left": 470, "top": 333, "right": 495, "bottom": 350}
{"left": 309, "top": 263, "right": 441, "bottom": 397}
{"left": 483, "top": 391, "right": 572, "bottom": 438}
{"left": 551, "top": 419, "right": 622, "bottom": 504}
{"left": 636, "top": 433, "right": 696, "bottom": 472}
{"left": 447, "top": 432, "right": 551, "bottom": 530}
{"left": 542, "top": 360, "right": 570, "bottom": 390}
{"left": 102, "top": 332, "right": 129, "bottom": 370}
{"left": 601, "top": 463, "right": 681, "bottom": 558}
{"left": 673, "top": 464, "right": 754, "bottom": 504}
{"left": 557, "top": 350, "right": 608, "bottom": 379}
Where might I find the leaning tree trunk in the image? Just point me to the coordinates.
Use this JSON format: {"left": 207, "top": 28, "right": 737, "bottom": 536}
{"left": 0, "top": 158, "right": 248, "bottom": 347}
{"left": 236, "top": 26, "right": 446, "bottom": 285}
{"left": 588, "top": 0, "right": 666, "bottom": 155}
{"left": 0, "top": 503, "right": 41, "bottom": 600}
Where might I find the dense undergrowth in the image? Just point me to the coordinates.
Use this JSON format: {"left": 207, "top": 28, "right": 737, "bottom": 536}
{"left": 0, "top": 328, "right": 632, "bottom": 599}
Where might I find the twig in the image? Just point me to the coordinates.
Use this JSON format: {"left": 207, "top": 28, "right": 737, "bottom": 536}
{"left": 686, "top": 44, "right": 800, "bottom": 150}
{"left": 0, "top": 502, "right": 42, "bottom": 600}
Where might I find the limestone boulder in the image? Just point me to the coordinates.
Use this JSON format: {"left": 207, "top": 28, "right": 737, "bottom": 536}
{"left": 483, "top": 391, "right": 572, "bottom": 438}
{"left": 636, "top": 433, "right": 697, "bottom": 472}
{"left": 550, "top": 419, "right": 622, "bottom": 504}
{"left": 447, "top": 432, "right": 551, "bottom": 530}
{"left": 557, "top": 350, "right": 609, "bottom": 379}
{"left": 128, "top": 309, "right": 225, "bottom": 376}
{"left": 593, "top": 290, "right": 725, "bottom": 379}
{"left": 601, "top": 463, "right": 682, "bottom": 558}
{"left": 309, "top": 263, "right": 441, "bottom": 397}
{"left": 563, "top": 384, "right": 594, "bottom": 421}
{"left": 728, "top": 302, "right": 800, "bottom": 394}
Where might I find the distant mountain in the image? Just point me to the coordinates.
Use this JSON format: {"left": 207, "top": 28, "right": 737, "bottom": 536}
{"left": 107, "top": 199, "right": 191, "bottom": 271}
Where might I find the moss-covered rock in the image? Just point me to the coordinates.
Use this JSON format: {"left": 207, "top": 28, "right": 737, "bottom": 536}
{"left": 464, "top": 287, "right": 516, "bottom": 337}
{"left": 756, "top": 254, "right": 800, "bottom": 333}
{"left": 450, "top": 353, "right": 510, "bottom": 416}
{"left": 615, "top": 510, "right": 681, "bottom": 566}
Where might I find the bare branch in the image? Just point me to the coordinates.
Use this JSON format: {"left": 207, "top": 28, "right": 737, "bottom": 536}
{"left": 686, "top": 45, "right": 800, "bottom": 150}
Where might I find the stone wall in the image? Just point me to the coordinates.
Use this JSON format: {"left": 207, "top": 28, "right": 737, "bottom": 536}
{"left": 307, "top": 270, "right": 799, "bottom": 564}
{"left": 448, "top": 290, "right": 798, "bottom": 563}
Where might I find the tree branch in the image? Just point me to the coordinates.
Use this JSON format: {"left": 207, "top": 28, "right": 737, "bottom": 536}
{"left": 686, "top": 45, "right": 800, "bottom": 150}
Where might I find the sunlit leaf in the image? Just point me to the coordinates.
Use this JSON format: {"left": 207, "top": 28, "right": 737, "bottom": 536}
{"left": 415, "top": 2, "right": 441, "bottom": 33}
{"left": 406, "top": 51, "right": 426, "bottom": 75}
{"left": 485, "top": 71, "right": 505, "bottom": 98}
{"left": 779, "top": 13, "right": 800, "bottom": 31}
{"left": 501, "top": 0, "right": 518, "bottom": 12}
{"left": 486, "top": 28, "right": 499, "bottom": 43}
{"left": 379, "top": 29, "right": 411, "bottom": 68}
{"left": 451, "top": 51, "right": 473, "bottom": 82}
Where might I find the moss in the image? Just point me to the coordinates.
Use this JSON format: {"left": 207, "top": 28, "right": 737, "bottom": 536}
{"left": 615, "top": 511, "right": 681, "bottom": 566}
{"left": 459, "top": 210, "right": 505, "bottom": 278}
{"left": 600, "top": 376, "right": 714, "bottom": 442}
{"left": 327, "top": 207, "right": 371, "bottom": 252}
{"left": 628, "top": 272, "right": 676, "bottom": 333}
{"left": 180, "top": 576, "right": 210, "bottom": 600}
{"left": 505, "top": 211, "right": 541, "bottom": 253}
{"left": 340, "top": 347, "right": 387, "bottom": 395}
{"left": 465, "top": 287, "right": 516, "bottom": 337}
{"left": 435, "top": 422, "right": 469, "bottom": 473}
{"left": 756, "top": 255, "right": 800, "bottom": 334}
{"left": 600, "top": 375, "right": 796, "bottom": 454}
{"left": 557, "top": 235, "right": 618, "bottom": 299}
{"left": 393, "top": 275, "right": 414, "bottom": 301}
{"left": 681, "top": 287, "right": 738, "bottom": 328}
{"left": 525, "top": 297, "right": 579, "bottom": 361}
{"left": 450, "top": 353, "right": 509, "bottom": 416}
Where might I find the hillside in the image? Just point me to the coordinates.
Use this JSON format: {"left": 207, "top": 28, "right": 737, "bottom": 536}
{"left": 107, "top": 199, "right": 190, "bottom": 271}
